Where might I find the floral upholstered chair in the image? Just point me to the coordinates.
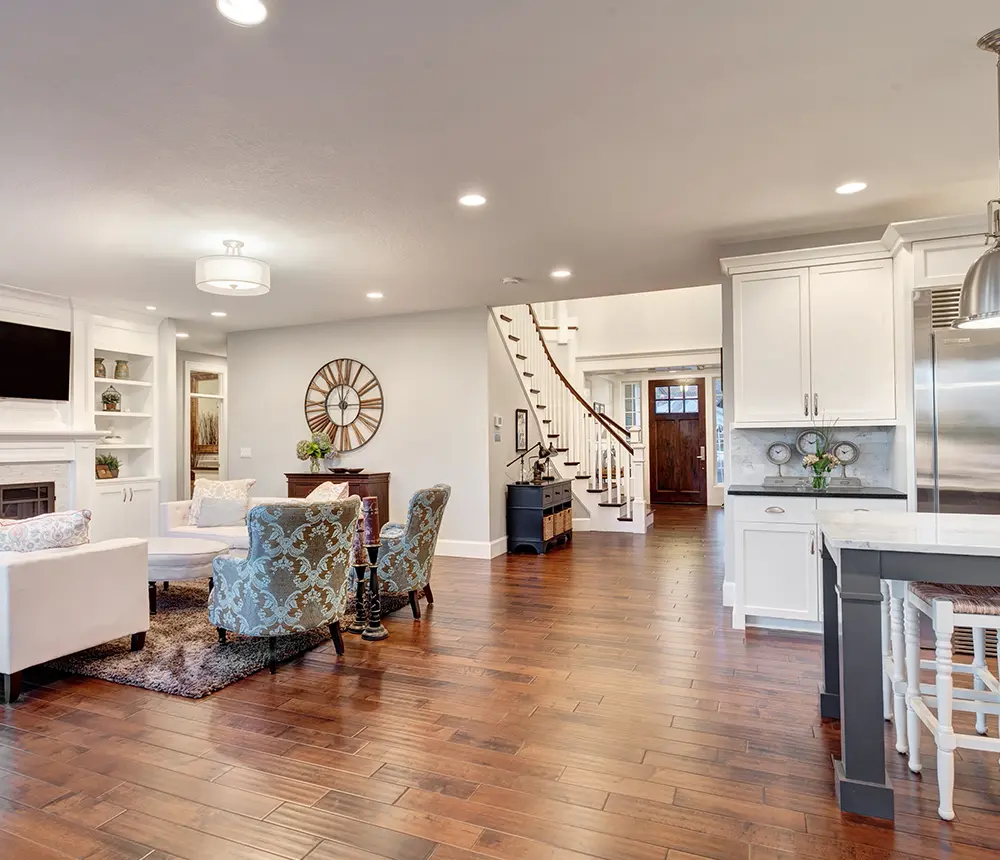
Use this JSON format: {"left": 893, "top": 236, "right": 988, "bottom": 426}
{"left": 208, "top": 498, "right": 360, "bottom": 673}
{"left": 377, "top": 484, "right": 451, "bottom": 618}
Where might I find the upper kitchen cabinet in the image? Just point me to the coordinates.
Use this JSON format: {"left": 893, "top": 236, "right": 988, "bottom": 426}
{"left": 732, "top": 269, "right": 811, "bottom": 424}
{"left": 729, "top": 254, "right": 895, "bottom": 426}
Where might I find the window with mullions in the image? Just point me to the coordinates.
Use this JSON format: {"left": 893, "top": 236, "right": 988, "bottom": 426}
{"left": 624, "top": 382, "right": 641, "bottom": 429}
{"left": 653, "top": 384, "right": 699, "bottom": 415}
{"left": 714, "top": 377, "right": 724, "bottom": 483}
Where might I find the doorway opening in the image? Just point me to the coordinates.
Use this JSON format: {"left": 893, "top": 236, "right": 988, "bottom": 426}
{"left": 648, "top": 379, "right": 707, "bottom": 505}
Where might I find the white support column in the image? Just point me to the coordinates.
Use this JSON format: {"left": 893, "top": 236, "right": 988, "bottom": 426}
{"left": 632, "top": 440, "right": 646, "bottom": 505}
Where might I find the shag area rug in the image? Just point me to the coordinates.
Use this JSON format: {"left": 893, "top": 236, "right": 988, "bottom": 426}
{"left": 44, "top": 580, "right": 408, "bottom": 698}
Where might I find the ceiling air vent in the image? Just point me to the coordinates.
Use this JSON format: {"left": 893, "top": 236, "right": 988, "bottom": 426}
{"left": 930, "top": 286, "right": 963, "bottom": 329}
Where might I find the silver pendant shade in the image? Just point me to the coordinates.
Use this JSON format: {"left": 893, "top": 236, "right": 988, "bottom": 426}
{"left": 955, "top": 30, "right": 1000, "bottom": 330}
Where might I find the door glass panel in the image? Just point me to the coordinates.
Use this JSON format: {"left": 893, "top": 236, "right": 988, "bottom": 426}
{"left": 669, "top": 401, "right": 684, "bottom": 413}
{"left": 655, "top": 400, "right": 671, "bottom": 414}
{"left": 655, "top": 386, "right": 670, "bottom": 399}
{"left": 683, "top": 385, "right": 697, "bottom": 396}
{"left": 684, "top": 400, "right": 699, "bottom": 413}
{"left": 669, "top": 386, "right": 683, "bottom": 399}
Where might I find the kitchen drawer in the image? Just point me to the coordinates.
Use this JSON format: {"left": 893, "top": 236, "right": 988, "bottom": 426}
{"left": 730, "top": 495, "right": 817, "bottom": 524}
{"left": 815, "top": 497, "right": 906, "bottom": 513}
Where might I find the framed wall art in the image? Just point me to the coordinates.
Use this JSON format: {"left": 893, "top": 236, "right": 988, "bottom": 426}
{"left": 515, "top": 408, "right": 528, "bottom": 452}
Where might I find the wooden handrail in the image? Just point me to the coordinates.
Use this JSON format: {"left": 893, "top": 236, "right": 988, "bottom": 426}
{"left": 598, "top": 413, "right": 630, "bottom": 438}
{"left": 526, "top": 305, "right": 634, "bottom": 455}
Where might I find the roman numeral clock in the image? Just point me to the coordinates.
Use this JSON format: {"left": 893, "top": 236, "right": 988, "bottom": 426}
{"left": 304, "top": 359, "right": 384, "bottom": 452}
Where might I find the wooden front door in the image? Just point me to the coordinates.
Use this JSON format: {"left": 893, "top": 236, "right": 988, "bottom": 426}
{"left": 648, "top": 380, "right": 707, "bottom": 506}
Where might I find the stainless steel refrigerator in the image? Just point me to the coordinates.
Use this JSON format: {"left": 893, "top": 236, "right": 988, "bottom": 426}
{"left": 915, "top": 287, "right": 1000, "bottom": 513}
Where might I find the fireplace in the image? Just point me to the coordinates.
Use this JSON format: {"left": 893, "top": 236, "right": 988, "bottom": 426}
{"left": 0, "top": 482, "right": 56, "bottom": 520}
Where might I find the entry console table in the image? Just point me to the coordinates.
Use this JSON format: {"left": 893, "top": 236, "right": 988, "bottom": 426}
{"left": 285, "top": 472, "right": 390, "bottom": 524}
{"left": 507, "top": 480, "right": 573, "bottom": 554}
{"left": 817, "top": 510, "right": 1000, "bottom": 820}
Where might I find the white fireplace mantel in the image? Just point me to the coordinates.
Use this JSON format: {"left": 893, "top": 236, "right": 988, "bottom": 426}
{"left": 0, "top": 430, "right": 105, "bottom": 464}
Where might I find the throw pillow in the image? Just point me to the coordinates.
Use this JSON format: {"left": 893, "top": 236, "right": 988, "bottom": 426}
{"left": 189, "top": 478, "right": 256, "bottom": 526}
{"left": 0, "top": 510, "right": 92, "bottom": 553}
{"left": 305, "top": 481, "right": 351, "bottom": 503}
{"left": 196, "top": 497, "right": 248, "bottom": 528}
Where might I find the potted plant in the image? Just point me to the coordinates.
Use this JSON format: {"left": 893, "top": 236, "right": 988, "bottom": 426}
{"left": 296, "top": 432, "right": 334, "bottom": 474}
{"left": 96, "top": 453, "right": 120, "bottom": 479}
{"left": 101, "top": 385, "right": 121, "bottom": 412}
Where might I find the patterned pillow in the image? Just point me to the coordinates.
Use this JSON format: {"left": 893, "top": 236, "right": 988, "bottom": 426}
{"left": 189, "top": 478, "right": 256, "bottom": 526}
{"left": 305, "top": 481, "right": 351, "bottom": 502}
{"left": 0, "top": 518, "right": 14, "bottom": 552}
{"left": 0, "top": 510, "right": 92, "bottom": 553}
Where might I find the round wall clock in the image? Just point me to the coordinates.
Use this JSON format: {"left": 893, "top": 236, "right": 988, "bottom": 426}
{"left": 304, "top": 358, "right": 383, "bottom": 452}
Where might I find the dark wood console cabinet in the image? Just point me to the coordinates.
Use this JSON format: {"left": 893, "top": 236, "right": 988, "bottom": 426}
{"left": 506, "top": 480, "right": 573, "bottom": 554}
{"left": 285, "top": 472, "right": 391, "bottom": 523}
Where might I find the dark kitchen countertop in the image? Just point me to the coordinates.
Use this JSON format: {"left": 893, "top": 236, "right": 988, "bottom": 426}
{"left": 727, "top": 484, "right": 907, "bottom": 500}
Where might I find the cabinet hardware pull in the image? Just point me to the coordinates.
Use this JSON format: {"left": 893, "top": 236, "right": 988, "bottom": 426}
{"left": 764, "top": 506, "right": 785, "bottom": 514}
{"left": 803, "top": 394, "right": 809, "bottom": 417}
{"left": 854, "top": 508, "right": 869, "bottom": 512}
{"left": 129, "top": 488, "right": 134, "bottom": 503}
{"left": 810, "top": 530, "right": 815, "bottom": 554}
{"left": 813, "top": 393, "right": 819, "bottom": 416}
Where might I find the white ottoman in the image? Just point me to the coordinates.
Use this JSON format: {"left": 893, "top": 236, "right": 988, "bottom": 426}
{"left": 147, "top": 537, "right": 229, "bottom": 615}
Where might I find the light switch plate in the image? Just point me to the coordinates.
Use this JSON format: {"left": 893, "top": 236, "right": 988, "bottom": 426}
{"left": 240, "top": 448, "right": 252, "bottom": 458}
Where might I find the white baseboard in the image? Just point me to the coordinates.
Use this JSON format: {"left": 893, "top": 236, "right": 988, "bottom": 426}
{"left": 435, "top": 539, "right": 497, "bottom": 560}
{"left": 722, "top": 581, "right": 735, "bottom": 607}
{"left": 489, "top": 537, "right": 507, "bottom": 558}
{"left": 745, "top": 616, "right": 822, "bottom": 635}
{"left": 572, "top": 517, "right": 591, "bottom": 532}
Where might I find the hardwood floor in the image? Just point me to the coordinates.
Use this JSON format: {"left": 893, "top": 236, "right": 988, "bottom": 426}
{"left": 3, "top": 507, "right": 1000, "bottom": 859}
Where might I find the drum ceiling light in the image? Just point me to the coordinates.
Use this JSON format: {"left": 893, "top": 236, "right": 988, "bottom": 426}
{"left": 195, "top": 240, "right": 271, "bottom": 297}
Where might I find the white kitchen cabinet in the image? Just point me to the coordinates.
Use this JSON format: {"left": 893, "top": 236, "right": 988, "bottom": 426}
{"left": 90, "top": 479, "right": 159, "bottom": 542}
{"left": 736, "top": 520, "right": 818, "bottom": 623}
{"left": 732, "top": 269, "right": 811, "bottom": 424}
{"left": 731, "top": 259, "right": 895, "bottom": 425}
{"left": 809, "top": 260, "right": 895, "bottom": 423}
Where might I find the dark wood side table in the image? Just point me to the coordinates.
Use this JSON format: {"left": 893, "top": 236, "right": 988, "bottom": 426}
{"left": 285, "top": 472, "right": 390, "bottom": 523}
{"left": 506, "top": 480, "right": 573, "bottom": 554}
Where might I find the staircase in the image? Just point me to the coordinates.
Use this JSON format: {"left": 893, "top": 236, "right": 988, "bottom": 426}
{"left": 492, "top": 304, "right": 652, "bottom": 533}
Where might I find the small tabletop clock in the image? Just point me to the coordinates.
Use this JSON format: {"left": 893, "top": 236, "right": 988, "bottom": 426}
{"left": 304, "top": 358, "right": 383, "bottom": 452}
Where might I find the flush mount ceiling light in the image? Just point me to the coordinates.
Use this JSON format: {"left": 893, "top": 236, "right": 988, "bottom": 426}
{"left": 196, "top": 240, "right": 270, "bottom": 297}
{"left": 217, "top": 0, "right": 267, "bottom": 27}
{"left": 176, "top": 332, "right": 189, "bottom": 339}
{"left": 211, "top": 311, "right": 227, "bottom": 317}
{"left": 145, "top": 305, "right": 157, "bottom": 311}
{"left": 366, "top": 292, "right": 384, "bottom": 299}
{"left": 835, "top": 181, "right": 867, "bottom": 195}
{"left": 956, "top": 29, "right": 1000, "bottom": 330}
{"left": 550, "top": 268, "right": 572, "bottom": 279}
{"left": 458, "top": 193, "right": 487, "bottom": 207}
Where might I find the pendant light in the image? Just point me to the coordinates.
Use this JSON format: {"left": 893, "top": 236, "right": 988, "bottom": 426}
{"left": 955, "top": 30, "right": 1000, "bottom": 329}
{"left": 195, "top": 240, "right": 271, "bottom": 297}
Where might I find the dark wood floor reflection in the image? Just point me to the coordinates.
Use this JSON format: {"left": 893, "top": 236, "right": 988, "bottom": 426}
{"left": 2, "top": 507, "right": 998, "bottom": 859}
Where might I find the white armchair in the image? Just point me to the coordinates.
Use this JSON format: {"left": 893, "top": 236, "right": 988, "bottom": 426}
{"left": 0, "top": 539, "right": 149, "bottom": 703}
{"left": 160, "top": 497, "right": 288, "bottom": 550}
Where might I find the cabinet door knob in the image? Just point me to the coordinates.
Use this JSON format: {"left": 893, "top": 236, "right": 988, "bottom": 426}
{"left": 764, "top": 506, "right": 785, "bottom": 514}
{"left": 810, "top": 529, "right": 816, "bottom": 554}
{"left": 803, "top": 394, "right": 809, "bottom": 417}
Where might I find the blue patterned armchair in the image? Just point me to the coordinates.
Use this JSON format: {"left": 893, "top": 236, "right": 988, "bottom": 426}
{"left": 378, "top": 484, "right": 451, "bottom": 618}
{"left": 208, "top": 498, "right": 360, "bottom": 673}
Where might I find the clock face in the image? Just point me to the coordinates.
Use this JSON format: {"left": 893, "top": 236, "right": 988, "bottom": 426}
{"left": 795, "top": 429, "right": 828, "bottom": 456}
{"left": 766, "top": 442, "right": 792, "bottom": 465}
{"left": 304, "top": 358, "right": 383, "bottom": 452}
{"left": 833, "top": 441, "right": 860, "bottom": 465}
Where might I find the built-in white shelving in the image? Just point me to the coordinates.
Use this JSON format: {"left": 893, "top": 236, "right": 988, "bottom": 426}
{"left": 94, "top": 443, "right": 153, "bottom": 450}
{"left": 94, "top": 412, "right": 152, "bottom": 419}
{"left": 93, "top": 377, "right": 152, "bottom": 388}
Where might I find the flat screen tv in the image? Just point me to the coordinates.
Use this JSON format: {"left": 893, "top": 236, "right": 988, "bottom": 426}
{"left": 0, "top": 320, "right": 72, "bottom": 401}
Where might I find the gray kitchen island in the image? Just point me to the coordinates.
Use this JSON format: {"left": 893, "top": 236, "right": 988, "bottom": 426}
{"left": 816, "top": 510, "right": 1000, "bottom": 820}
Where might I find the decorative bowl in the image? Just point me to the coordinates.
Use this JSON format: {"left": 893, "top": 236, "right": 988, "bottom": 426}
{"left": 347, "top": 467, "right": 364, "bottom": 474}
{"left": 328, "top": 467, "right": 350, "bottom": 474}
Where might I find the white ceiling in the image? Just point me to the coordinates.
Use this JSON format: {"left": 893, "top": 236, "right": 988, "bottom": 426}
{"left": 1, "top": 1, "right": 999, "bottom": 333}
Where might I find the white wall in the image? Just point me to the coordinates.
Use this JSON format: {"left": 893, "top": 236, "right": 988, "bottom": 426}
{"left": 226, "top": 307, "right": 493, "bottom": 555}
{"left": 569, "top": 285, "right": 722, "bottom": 358}
{"left": 487, "top": 322, "right": 539, "bottom": 547}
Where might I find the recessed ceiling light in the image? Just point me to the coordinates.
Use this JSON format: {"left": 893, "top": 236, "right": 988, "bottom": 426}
{"left": 216, "top": 0, "right": 267, "bottom": 27}
{"left": 459, "top": 193, "right": 487, "bottom": 207}
{"left": 176, "top": 332, "right": 189, "bottom": 339}
{"left": 145, "top": 305, "right": 157, "bottom": 311}
{"left": 211, "top": 311, "right": 227, "bottom": 317}
{"left": 550, "top": 269, "right": 572, "bottom": 279}
{"left": 366, "top": 292, "right": 384, "bottom": 299}
{"left": 835, "top": 181, "right": 867, "bottom": 195}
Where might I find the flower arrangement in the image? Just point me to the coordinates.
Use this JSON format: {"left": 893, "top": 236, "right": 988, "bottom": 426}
{"left": 296, "top": 432, "right": 334, "bottom": 473}
{"left": 802, "top": 451, "right": 840, "bottom": 489}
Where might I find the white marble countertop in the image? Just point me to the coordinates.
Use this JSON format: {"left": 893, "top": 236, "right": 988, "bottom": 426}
{"left": 816, "top": 511, "right": 1000, "bottom": 557}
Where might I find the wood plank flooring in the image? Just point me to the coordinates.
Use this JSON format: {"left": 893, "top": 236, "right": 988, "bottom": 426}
{"left": 3, "top": 507, "right": 999, "bottom": 859}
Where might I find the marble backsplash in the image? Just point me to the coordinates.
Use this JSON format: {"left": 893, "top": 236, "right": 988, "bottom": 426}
{"left": 729, "top": 426, "right": 895, "bottom": 487}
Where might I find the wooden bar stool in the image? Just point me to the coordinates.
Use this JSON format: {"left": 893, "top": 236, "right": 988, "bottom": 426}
{"left": 903, "top": 581, "right": 1000, "bottom": 821}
